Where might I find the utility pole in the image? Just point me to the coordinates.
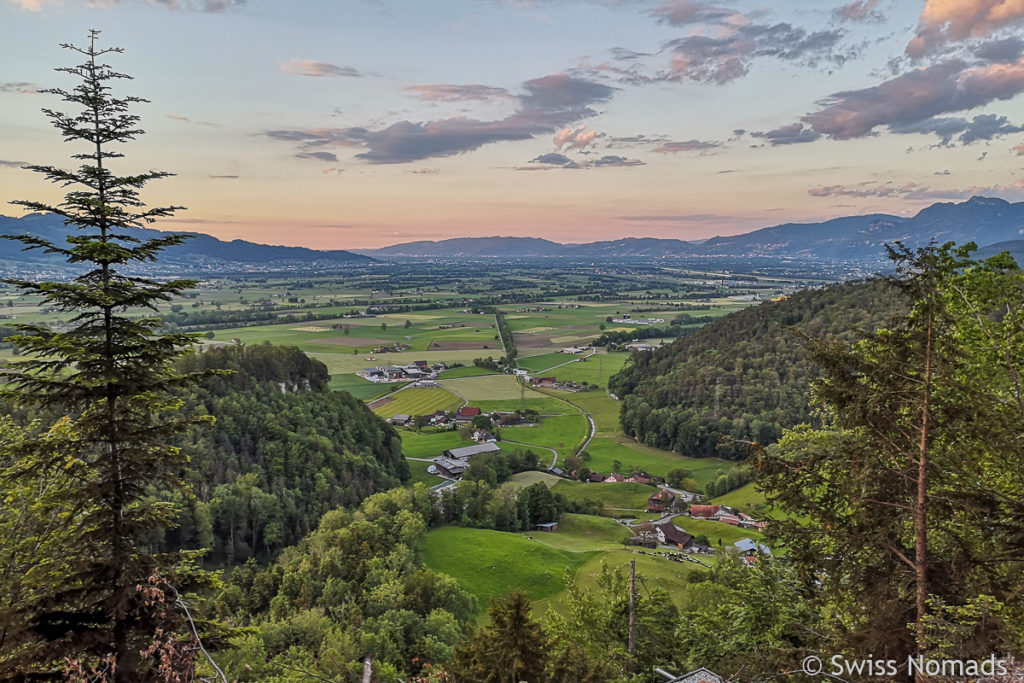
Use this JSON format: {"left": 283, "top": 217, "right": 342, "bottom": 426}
{"left": 628, "top": 557, "right": 637, "bottom": 674}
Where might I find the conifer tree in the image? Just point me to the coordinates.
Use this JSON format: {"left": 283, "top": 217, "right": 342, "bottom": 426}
{"left": 758, "top": 242, "right": 1024, "bottom": 674}
{"left": 0, "top": 30, "right": 214, "bottom": 680}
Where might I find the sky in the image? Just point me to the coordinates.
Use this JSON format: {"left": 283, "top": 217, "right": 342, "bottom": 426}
{"left": 2, "top": 0, "right": 1024, "bottom": 249}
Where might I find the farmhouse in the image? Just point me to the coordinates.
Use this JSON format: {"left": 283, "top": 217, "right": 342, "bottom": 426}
{"left": 389, "top": 414, "right": 412, "bottom": 426}
{"left": 455, "top": 406, "right": 482, "bottom": 422}
{"left": 444, "top": 442, "right": 501, "bottom": 459}
{"left": 734, "top": 538, "right": 772, "bottom": 556}
{"left": 624, "top": 342, "right": 659, "bottom": 352}
{"left": 604, "top": 473, "right": 626, "bottom": 483}
{"left": 433, "top": 457, "right": 468, "bottom": 478}
{"left": 471, "top": 429, "right": 496, "bottom": 443}
{"left": 688, "top": 504, "right": 720, "bottom": 519}
{"left": 647, "top": 489, "right": 676, "bottom": 512}
{"left": 654, "top": 521, "right": 693, "bottom": 549}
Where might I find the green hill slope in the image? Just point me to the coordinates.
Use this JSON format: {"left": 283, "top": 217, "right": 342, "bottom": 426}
{"left": 610, "top": 279, "right": 905, "bottom": 458}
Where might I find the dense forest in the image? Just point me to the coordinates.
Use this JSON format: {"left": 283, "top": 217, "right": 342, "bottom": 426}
{"left": 609, "top": 279, "right": 906, "bottom": 458}
{"left": 163, "top": 345, "right": 409, "bottom": 565}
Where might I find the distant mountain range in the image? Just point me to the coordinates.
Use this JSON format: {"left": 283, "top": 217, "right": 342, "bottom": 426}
{"left": 351, "top": 196, "right": 1024, "bottom": 263}
{"left": 0, "top": 213, "right": 374, "bottom": 272}
{"left": 2, "top": 196, "right": 1023, "bottom": 270}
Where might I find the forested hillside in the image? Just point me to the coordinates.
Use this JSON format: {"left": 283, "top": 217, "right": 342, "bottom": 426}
{"left": 163, "top": 345, "right": 409, "bottom": 564}
{"left": 610, "top": 280, "right": 906, "bottom": 458}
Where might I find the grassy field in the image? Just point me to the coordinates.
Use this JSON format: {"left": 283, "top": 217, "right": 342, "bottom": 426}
{"left": 369, "top": 387, "right": 464, "bottom": 418}
{"left": 517, "top": 352, "right": 573, "bottom": 373}
{"left": 397, "top": 429, "right": 469, "bottom": 459}
{"left": 471, "top": 397, "right": 573, "bottom": 415}
{"left": 505, "top": 471, "right": 563, "bottom": 488}
{"left": 524, "top": 513, "right": 629, "bottom": 552}
{"left": 419, "top": 526, "right": 598, "bottom": 614}
{"left": 581, "top": 437, "right": 729, "bottom": 485}
{"left": 500, "top": 415, "right": 589, "bottom": 454}
{"left": 405, "top": 459, "right": 444, "bottom": 487}
{"left": 437, "top": 365, "right": 500, "bottom": 379}
{"left": 329, "top": 373, "right": 397, "bottom": 400}
{"left": 543, "top": 352, "right": 628, "bottom": 387}
{"left": 570, "top": 548, "right": 707, "bottom": 612}
{"left": 437, "top": 374, "right": 531, "bottom": 401}
{"left": 711, "top": 482, "right": 766, "bottom": 511}
{"left": 310, "top": 350, "right": 496, "bottom": 376}
{"left": 551, "top": 480, "right": 656, "bottom": 516}
{"left": 536, "top": 387, "right": 621, "bottom": 431}
{"left": 671, "top": 515, "right": 765, "bottom": 547}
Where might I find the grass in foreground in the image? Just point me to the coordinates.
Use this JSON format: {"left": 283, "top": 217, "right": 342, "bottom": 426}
{"left": 405, "top": 459, "right": 444, "bottom": 487}
{"left": 551, "top": 480, "right": 656, "bottom": 516}
{"left": 523, "top": 513, "right": 629, "bottom": 552}
{"left": 419, "top": 526, "right": 597, "bottom": 614}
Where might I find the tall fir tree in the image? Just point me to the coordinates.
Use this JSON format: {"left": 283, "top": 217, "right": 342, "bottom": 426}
{"left": 758, "top": 242, "right": 1024, "bottom": 676}
{"left": 0, "top": 31, "right": 216, "bottom": 680}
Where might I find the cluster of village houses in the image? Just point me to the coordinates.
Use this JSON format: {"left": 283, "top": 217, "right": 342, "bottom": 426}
{"left": 610, "top": 314, "right": 666, "bottom": 325}
{"left": 357, "top": 360, "right": 448, "bottom": 383}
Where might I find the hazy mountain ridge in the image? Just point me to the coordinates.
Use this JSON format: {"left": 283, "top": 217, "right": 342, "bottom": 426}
{"left": 4, "top": 196, "right": 1024, "bottom": 268}
{"left": 0, "top": 213, "right": 375, "bottom": 271}
{"left": 355, "top": 196, "right": 1024, "bottom": 261}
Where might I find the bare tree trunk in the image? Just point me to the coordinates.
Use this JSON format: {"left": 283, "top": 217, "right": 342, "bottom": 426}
{"left": 914, "top": 312, "right": 933, "bottom": 683}
{"left": 362, "top": 655, "right": 373, "bottom": 683}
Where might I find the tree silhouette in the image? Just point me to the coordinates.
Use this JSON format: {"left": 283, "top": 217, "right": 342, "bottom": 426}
{"left": 0, "top": 30, "right": 216, "bottom": 680}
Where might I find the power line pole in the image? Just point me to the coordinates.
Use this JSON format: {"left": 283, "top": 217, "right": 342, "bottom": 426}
{"left": 628, "top": 557, "right": 637, "bottom": 675}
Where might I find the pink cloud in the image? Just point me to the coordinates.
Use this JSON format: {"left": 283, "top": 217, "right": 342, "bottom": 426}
{"left": 281, "top": 59, "right": 360, "bottom": 78}
{"left": 1014, "top": 143, "right": 1024, "bottom": 154}
{"left": 908, "top": 0, "right": 1024, "bottom": 57}
{"left": 405, "top": 84, "right": 511, "bottom": 102}
{"left": 7, "top": 0, "right": 57, "bottom": 9}
{"left": 553, "top": 125, "right": 599, "bottom": 150}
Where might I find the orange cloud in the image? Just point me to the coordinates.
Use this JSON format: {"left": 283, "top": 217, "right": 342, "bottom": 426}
{"left": 7, "top": 0, "right": 58, "bottom": 10}
{"left": 908, "top": 0, "right": 1024, "bottom": 57}
{"left": 553, "top": 125, "right": 599, "bottom": 150}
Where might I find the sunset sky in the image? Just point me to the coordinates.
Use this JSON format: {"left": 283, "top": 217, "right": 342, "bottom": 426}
{"left": 2, "top": 0, "right": 1024, "bottom": 249}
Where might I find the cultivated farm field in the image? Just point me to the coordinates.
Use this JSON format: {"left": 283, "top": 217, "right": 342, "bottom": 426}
{"left": 369, "top": 387, "right": 464, "bottom": 418}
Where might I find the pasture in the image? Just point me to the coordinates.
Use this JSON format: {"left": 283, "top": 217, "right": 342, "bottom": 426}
{"left": 546, "top": 352, "right": 628, "bottom": 387}
{"left": 524, "top": 513, "right": 629, "bottom": 552}
{"left": 398, "top": 429, "right": 469, "bottom": 459}
{"left": 505, "top": 471, "right": 563, "bottom": 489}
{"left": 500, "top": 414, "right": 589, "bottom": 455}
{"left": 419, "top": 527, "right": 597, "bottom": 614}
{"left": 437, "top": 374, "right": 529, "bottom": 401}
{"left": 671, "top": 515, "right": 765, "bottom": 547}
{"left": 369, "top": 387, "right": 464, "bottom": 418}
{"left": 580, "top": 437, "right": 729, "bottom": 485}
{"left": 405, "top": 459, "right": 444, "bottom": 487}
{"left": 551, "top": 480, "right": 655, "bottom": 516}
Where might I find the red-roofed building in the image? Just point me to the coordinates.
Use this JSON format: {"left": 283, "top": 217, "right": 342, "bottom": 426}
{"left": 456, "top": 406, "right": 481, "bottom": 422}
{"left": 647, "top": 489, "right": 676, "bottom": 512}
{"left": 604, "top": 473, "right": 626, "bottom": 483}
{"left": 588, "top": 471, "right": 605, "bottom": 483}
{"left": 689, "top": 504, "right": 721, "bottom": 519}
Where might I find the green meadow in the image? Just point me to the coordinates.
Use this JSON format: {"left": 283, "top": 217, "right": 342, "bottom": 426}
{"left": 405, "top": 459, "right": 444, "bottom": 487}
{"left": 523, "top": 513, "right": 629, "bottom": 552}
{"left": 419, "top": 526, "right": 597, "bottom": 614}
{"left": 551, "top": 480, "right": 656, "bottom": 516}
{"left": 581, "top": 437, "right": 729, "bottom": 485}
{"left": 499, "top": 414, "right": 589, "bottom": 455}
{"left": 369, "top": 386, "right": 464, "bottom": 418}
